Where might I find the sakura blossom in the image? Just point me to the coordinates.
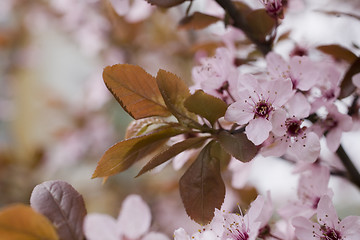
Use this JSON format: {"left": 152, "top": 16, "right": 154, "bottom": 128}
{"left": 191, "top": 47, "right": 239, "bottom": 104}
{"left": 261, "top": 92, "right": 321, "bottom": 162}
{"left": 278, "top": 165, "right": 333, "bottom": 220}
{"left": 225, "top": 74, "right": 293, "bottom": 145}
{"left": 292, "top": 195, "right": 360, "bottom": 240}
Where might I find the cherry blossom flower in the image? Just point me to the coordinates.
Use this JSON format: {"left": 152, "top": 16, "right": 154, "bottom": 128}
{"left": 266, "top": 52, "right": 318, "bottom": 92}
{"left": 225, "top": 74, "right": 293, "bottom": 145}
{"left": 191, "top": 47, "right": 239, "bottom": 104}
{"left": 84, "top": 194, "right": 169, "bottom": 240}
{"left": 261, "top": 92, "right": 320, "bottom": 162}
{"left": 312, "top": 104, "right": 353, "bottom": 152}
{"left": 212, "top": 194, "right": 272, "bottom": 240}
{"left": 292, "top": 195, "right": 360, "bottom": 240}
{"left": 278, "top": 165, "right": 333, "bottom": 220}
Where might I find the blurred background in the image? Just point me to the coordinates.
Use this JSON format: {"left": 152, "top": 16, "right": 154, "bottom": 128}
{"left": 1, "top": 0, "right": 360, "bottom": 236}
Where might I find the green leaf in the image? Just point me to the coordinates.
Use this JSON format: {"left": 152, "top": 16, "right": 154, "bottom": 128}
{"left": 184, "top": 90, "right": 228, "bottom": 126}
{"left": 156, "top": 69, "right": 199, "bottom": 127}
{"left": 92, "top": 124, "right": 187, "bottom": 178}
{"left": 145, "top": 0, "right": 186, "bottom": 8}
{"left": 103, "top": 64, "right": 171, "bottom": 120}
{"left": 245, "top": 9, "right": 276, "bottom": 43}
{"left": 178, "top": 12, "right": 221, "bottom": 30}
{"left": 179, "top": 141, "right": 226, "bottom": 224}
{"left": 0, "top": 204, "right": 59, "bottom": 240}
{"left": 317, "top": 44, "right": 357, "bottom": 64}
{"left": 339, "top": 57, "right": 360, "bottom": 99}
{"left": 137, "top": 136, "right": 210, "bottom": 177}
{"left": 217, "top": 131, "right": 258, "bottom": 162}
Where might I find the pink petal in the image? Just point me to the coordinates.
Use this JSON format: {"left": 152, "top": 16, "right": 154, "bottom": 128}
{"left": 268, "top": 78, "right": 293, "bottom": 107}
{"left": 246, "top": 118, "right": 272, "bottom": 145}
{"left": 118, "top": 194, "right": 151, "bottom": 239}
{"left": 266, "top": 52, "right": 289, "bottom": 80}
{"left": 339, "top": 216, "right": 360, "bottom": 239}
{"left": 290, "top": 56, "right": 318, "bottom": 91}
{"left": 289, "top": 132, "right": 320, "bottom": 162}
{"left": 83, "top": 214, "right": 118, "bottom": 240}
{"left": 317, "top": 195, "right": 338, "bottom": 229}
{"left": 286, "top": 92, "right": 310, "bottom": 118}
{"left": 326, "top": 127, "right": 342, "bottom": 152}
{"left": 292, "top": 216, "right": 321, "bottom": 240}
{"left": 174, "top": 228, "right": 191, "bottom": 240}
{"left": 225, "top": 101, "right": 254, "bottom": 125}
{"left": 352, "top": 73, "right": 360, "bottom": 88}
{"left": 270, "top": 109, "right": 287, "bottom": 136}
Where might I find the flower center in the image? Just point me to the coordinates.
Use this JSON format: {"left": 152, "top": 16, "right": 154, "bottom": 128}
{"left": 319, "top": 226, "right": 342, "bottom": 240}
{"left": 255, "top": 101, "right": 273, "bottom": 119}
{"left": 285, "top": 118, "right": 304, "bottom": 137}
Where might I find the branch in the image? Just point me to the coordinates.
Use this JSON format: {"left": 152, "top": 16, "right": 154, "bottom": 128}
{"left": 214, "top": 0, "right": 272, "bottom": 55}
{"left": 336, "top": 144, "right": 360, "bottom": 189}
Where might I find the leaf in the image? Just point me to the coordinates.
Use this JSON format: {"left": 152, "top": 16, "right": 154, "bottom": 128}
{"left": 178, "top": 12, "right": 221, "bottom": 30}
{"left": 156, "top": 69, "right": 199, "bottom": 127}
{"left": 317, "top": 10, "right": 360, "bottom": 21}
{"left": 125, "top": 117, "right": 169, "bottom": 139}
{"left": 339, "top": 57, "right": 360, "bottom": 98}
{"left": 30, "top": 180, "right": 87, "bottom": 240}
{"left": 145, "top": 0, "right": 186, "bottom": 8}
{"left": 92, "top": 124, "right": 187, "bottom": 178}
{"left": 245, "top": 9, "right": 276, "bottom": 43}
{"left": 0, "top": 204, "right": 59, "bottom": 240}
{"left": 217, "top": 131, "right": 259, "bottom": 162}
{"left": 317, "top": 44, "right": 357, "bottom": 64}
{"left": 184, "top": 90, "right": 228, "bottom": 126}
{"left": 103, "top": 64, "right": 171, "bottom": 120}
{"left": 179, "top": 141, "right": 226, "bottom": 224}
{"left": 137, "top": 136, "right": 210, "bottom": 176}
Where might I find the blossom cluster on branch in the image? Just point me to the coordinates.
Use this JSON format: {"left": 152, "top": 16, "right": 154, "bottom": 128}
{"left": 0, "top": 0, "right": 360, "bottom": 239}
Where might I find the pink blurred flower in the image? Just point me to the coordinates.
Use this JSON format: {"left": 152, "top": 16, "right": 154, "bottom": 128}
{"left": 84, "top": 194, "right": 169, "bottom": 240}
{"left": 225, "top": 74, "right": 293, "bottom": 145}
{"left": 191, "top": 47, "right": 239, "bottom": 104}
{"left": 292, "top": 195, "right": 360, "bottom": 240}
{"left": 266, "top": 52, "right": 318, "bottom": 92}
{"left": 278, "top": 165, "right": 333, "bottom": 220}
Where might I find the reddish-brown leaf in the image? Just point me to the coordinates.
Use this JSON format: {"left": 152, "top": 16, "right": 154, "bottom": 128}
{"left": 317, "top": 44, "right": 357, "bottom": 64}
{"left": 30, "top": 180, "right": 87, "bottom": 240}
{"left": 92, "top": 124, "right": 187, "bottom": 178}
{"left": 217, "top": 131, "right": 258, "bottom": 162}
{"left": 179, "top": 141, "right": 226, "bottom": 224}
{"left": 103, "top": 64, "right": 171, "bottom": 120}
{"left": 339, "top": 57, "right": 360, "bottom": 99}
{"left": 137, "top": 136, "right": 210, "bottom": 176}
{"left": 245, "top": 9, "right": 276, "bottom": 43}
{"left": 178, "top": 12, "right": 221, "bottom": 30}
{"left": 184, "top": 90, "right": 228, "bottom": 126}
{"left": 145, "top": 0, "right": 186, "bottom": 8}
{"left": 0, "top": 204, "right": 59, "bottom": 240}
{"left": 156, "top": 69, "right": 199, "bottom": 127}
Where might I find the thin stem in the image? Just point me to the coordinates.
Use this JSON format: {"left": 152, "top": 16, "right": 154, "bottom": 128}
{"left": 336, "top": 144, "right": 360, "bottom": 189}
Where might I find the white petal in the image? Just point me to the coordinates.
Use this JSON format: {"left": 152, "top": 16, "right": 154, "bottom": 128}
{"left": 83, "top": 214, "right": 118, "bottom": 240}
{"left": 174, "top": 228, "right": 191, "bottom": 240}
{"left": 118, "top": 194, "right": 151, "bottom": 239}
{"left": 246, "top": 118, "right": 272, "bottom": 145}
